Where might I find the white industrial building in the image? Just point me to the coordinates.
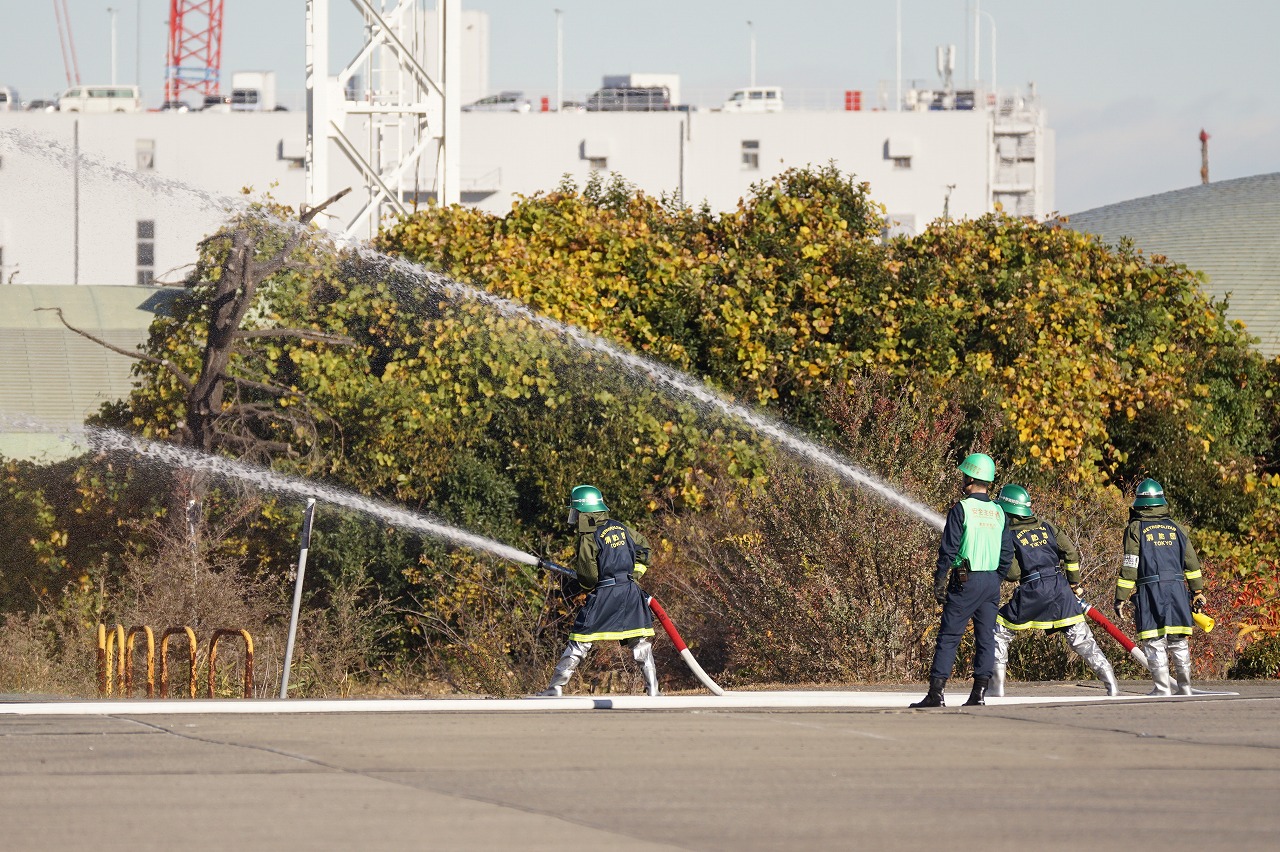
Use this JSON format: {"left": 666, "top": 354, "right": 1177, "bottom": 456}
{"left": 0, "top": 0, "right": 1054, "bottom": 459}
{"left": 0, "top": 94, "right": 1052, "bottom": 287}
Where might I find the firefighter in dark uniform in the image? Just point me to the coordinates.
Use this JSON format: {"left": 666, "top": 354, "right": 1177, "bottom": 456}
{"left": 1115, "top": 478, "right": 1206, "bottom": 696}
{"left": 537, "top": 484, "right": 659, "bottom": 697}
{"left": 991, "top": 484, "right": 1119, "bottom": 696}
{"left": 911, "top": 453, "right": 1014, "bottom": 708}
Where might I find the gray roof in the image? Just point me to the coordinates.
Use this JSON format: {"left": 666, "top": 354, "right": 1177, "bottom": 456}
{"left": 1065, "top": 173, "right": 1280, "bottom": 356}
{"left": 0, "top": 285, "right": 178, "bottom": 460}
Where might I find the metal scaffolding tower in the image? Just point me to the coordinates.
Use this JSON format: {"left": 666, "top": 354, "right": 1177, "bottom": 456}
{"left": 165, "top": 0, "right": 225, "bottom": 102}
{"left": 305, "top": 0, "right": 460, "bottom": 238}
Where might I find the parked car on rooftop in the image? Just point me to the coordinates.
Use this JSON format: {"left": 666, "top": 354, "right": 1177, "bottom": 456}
{"left": 199, "top": 94, "right": 231, "bottom": 112}
{"left": 721, "top": 86, "right": 784, "bottom": 113}
{"left": 462, "top": 91, "right": 531, "bottom": 112}
{"left": 584, "top": 85, "right": 671, "bottom": 112}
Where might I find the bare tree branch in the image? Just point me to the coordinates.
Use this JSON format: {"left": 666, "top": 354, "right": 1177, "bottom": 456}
{"left": 236, "top": 328, "right": 355, "bottom": 345}
{"left": 299, "top": 187, "right": 352, "bottom": 225}
{"left": 230, "top": 376, "right": 306, "bottom": 399}
{"left": 35, "top": 307, "right": 196, "bottom": 393}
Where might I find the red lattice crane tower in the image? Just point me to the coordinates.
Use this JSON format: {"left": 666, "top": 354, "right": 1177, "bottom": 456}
{"left": 165, "top": 0, "right": 225, "bottom": 102}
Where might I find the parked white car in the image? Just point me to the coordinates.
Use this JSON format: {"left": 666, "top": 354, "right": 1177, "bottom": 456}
{"left": 722, "top": 86, "right": 784, "bottom": 113}
{"left": 462, "top": 91, "right": 532, "bottom": 113}
{"left": 59, "top": 85, "right": 142, "bottom": 113}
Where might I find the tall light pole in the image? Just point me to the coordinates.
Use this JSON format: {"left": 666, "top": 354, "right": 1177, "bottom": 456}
{"left": 895, "top": 0, "right": 901, "bottom": 111}
{"left": 554, "top": 8, "right": 563, "bottom": 112}
{"left": 747, "top": 20, "right": 756, "bottom": 86}
{"left": 134, "top": 0, "right": 141, "bottom": 87}
{"left": 972, "top": 0, "right": 980, "bottom": 86}
{"left": 107, "top": 7, "right": 119, "bottom": 85}
{"left": 979, "top": 9, "right": 996, "bottom": 94}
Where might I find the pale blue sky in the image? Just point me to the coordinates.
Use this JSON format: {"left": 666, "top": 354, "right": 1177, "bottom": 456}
{"left": 4, "top": 1, "right": 1277, "bottom": 213}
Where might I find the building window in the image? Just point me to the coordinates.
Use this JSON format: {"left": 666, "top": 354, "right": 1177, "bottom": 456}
{"left": 588, "top": 156, "right": 607, "bottom": 171}
{"left": 892, "top": 156, "right": 912, "bottom": 170}
{"left": 136, "top": 139, "right": 155, "bottom": 171}
{"left": 137, "top": 219, "right": 155, "bottom": 285}
{"left": 881, "top": 214, "right": 917, "bottom": 240}
{"left": 741, "top": 139, "right": 760, "bottom": 170}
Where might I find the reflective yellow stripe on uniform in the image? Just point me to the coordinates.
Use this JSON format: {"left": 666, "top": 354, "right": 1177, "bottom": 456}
{"left": 1184, "top": 569, "right": 1202, "bottom": 580}
{"left": 1136, "top": 625, "right": 1194, "bottom": 640}
{"left": 997, "top": 613, "right": 1086, "bottom": 631}
{"left": 1116, "top": 578, "right": 1135, "bottom": 589}
{"left": 1065, "top": 563, "right": 1080, "bottom": 572}
{"left": 633, "top": 563, "right": 648, "bottom": 579}
{"left": 569, "top": 627, "right": 655, "bottom": 642}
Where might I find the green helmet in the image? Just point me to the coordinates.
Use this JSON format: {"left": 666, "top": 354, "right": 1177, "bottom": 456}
{"left": 958, "top": 453, "right": 996, "bottom": 483}
{"left": 1133, "top": 478, "right": 1166, "bottom": 508}
{"left": 569, "top": 484, "right": 608, "bottom": 513}
{"left": 996, "top": 483, "right": 1033, "bottom": 517}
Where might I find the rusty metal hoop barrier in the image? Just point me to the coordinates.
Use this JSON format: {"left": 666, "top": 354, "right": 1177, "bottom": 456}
{"left": 96, "top": 624, "right": 108, "bottom": 696}
{"left": 98, "top": 624, "right": 127, "bottom": 696}
{"left": 159, "top": 626, "right": 198, "bottom": 699}
{"left": 207, "top": 629, "right": 254, "bottom": 698}
{"left": 123, "top": 626, "right": 156, "bottom": 698}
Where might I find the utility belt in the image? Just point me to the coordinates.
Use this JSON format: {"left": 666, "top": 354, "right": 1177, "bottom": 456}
{"left": 1019, "top": 569, "right": 1060, "bottom": 584}
{"left": 950, "top": 558, "right": 997, "bottom": 588}
{"left": 594, "top": 576, "right": 632, "bottom": 588}
{"left": 1136, "top": 575, "right": 1173, "bottom": 587}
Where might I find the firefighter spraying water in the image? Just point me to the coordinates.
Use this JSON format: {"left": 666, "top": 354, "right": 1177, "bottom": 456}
{"left": 990, "top": 484, "right": 1120, "bottom": 697}
{"left": 536, "top": 485, "right": 660, "bottom": 698}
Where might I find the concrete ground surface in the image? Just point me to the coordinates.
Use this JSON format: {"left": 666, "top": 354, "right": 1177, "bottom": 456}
{"left": 2, "top": 680, "right": 1279, "bottom": 851}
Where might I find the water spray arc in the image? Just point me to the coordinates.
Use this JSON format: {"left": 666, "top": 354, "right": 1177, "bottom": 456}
{"left": 86, "top": 427, "right": 537, "bottom": 566}
{"left": 350, "top": 249, "right": 947, "bottom": 532}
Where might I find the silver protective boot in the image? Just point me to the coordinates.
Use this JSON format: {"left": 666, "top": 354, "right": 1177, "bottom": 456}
{"left": 1142, "top": 637, "right": 1172, "bottom": 696}
{"left": 990, "top": 624, "right": 1015, "bottom": 698}
{"left": 537, "top": 640, "right": 592, "bottom": 697}
{"left": 1169, "top": 636, "right": 1193, "bottom": 696}
{"left": 630, "top": 638, "right": 660, "bottom": 697}
{"left": 1065, "top": 622, "right": 1120, "bottom": 696}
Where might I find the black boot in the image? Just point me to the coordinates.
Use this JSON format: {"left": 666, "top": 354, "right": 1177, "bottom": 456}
{"left": 910, "top": 676, "right": 947, "bottom": 708}
{"left": 963, "top": 676, "right": 990, "bottom": 706}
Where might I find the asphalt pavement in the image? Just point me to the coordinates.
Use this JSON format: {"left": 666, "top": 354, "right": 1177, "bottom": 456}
{"left": 3, "top": 680, "right": 1279, "bottom": 851}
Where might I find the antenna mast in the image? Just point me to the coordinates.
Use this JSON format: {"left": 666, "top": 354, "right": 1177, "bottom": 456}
{"left": 1199, "top": 128, "right": 1210, "bottom": 185}
{"left": 53, "top": 0, "right": 82, "bottom": 87}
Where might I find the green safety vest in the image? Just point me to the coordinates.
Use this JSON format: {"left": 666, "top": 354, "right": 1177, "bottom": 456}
{"left": 955, "top": 497, "right": 1006, "bottom": 572}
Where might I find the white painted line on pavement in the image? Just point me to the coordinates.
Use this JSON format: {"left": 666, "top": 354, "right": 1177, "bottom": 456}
{"left": 0, "top": 689, "right": 1236, "bottom": 716}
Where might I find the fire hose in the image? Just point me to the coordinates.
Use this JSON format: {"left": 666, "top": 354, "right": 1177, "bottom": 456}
{"left": 1078, "top": 598, "right": 1216, "bottom": 672}
{"left": 1078, "top": 599, "right": 1149, "bottom": 670}
{"left": 537, "top": 558, "right": 725, "bottom": 695}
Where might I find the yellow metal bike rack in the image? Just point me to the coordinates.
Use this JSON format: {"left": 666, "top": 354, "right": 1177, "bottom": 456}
{"left": 98, "top": 624, "right": 127, "bottom": 697}
{"left": 159, "top": 626, "right": 198, "bottom": 699}
{"left": 123, "top": 626, "right": 155, "bottom": 698}
{"left": 100, "top": 624, "right": 254, "bottom": 698}
{"left": 207, "top": 629, "right": 255, "bottom": 698}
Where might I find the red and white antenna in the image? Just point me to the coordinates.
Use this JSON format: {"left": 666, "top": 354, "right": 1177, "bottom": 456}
{"left": 165, "top": 0, "right": 225, "bottom": 102}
